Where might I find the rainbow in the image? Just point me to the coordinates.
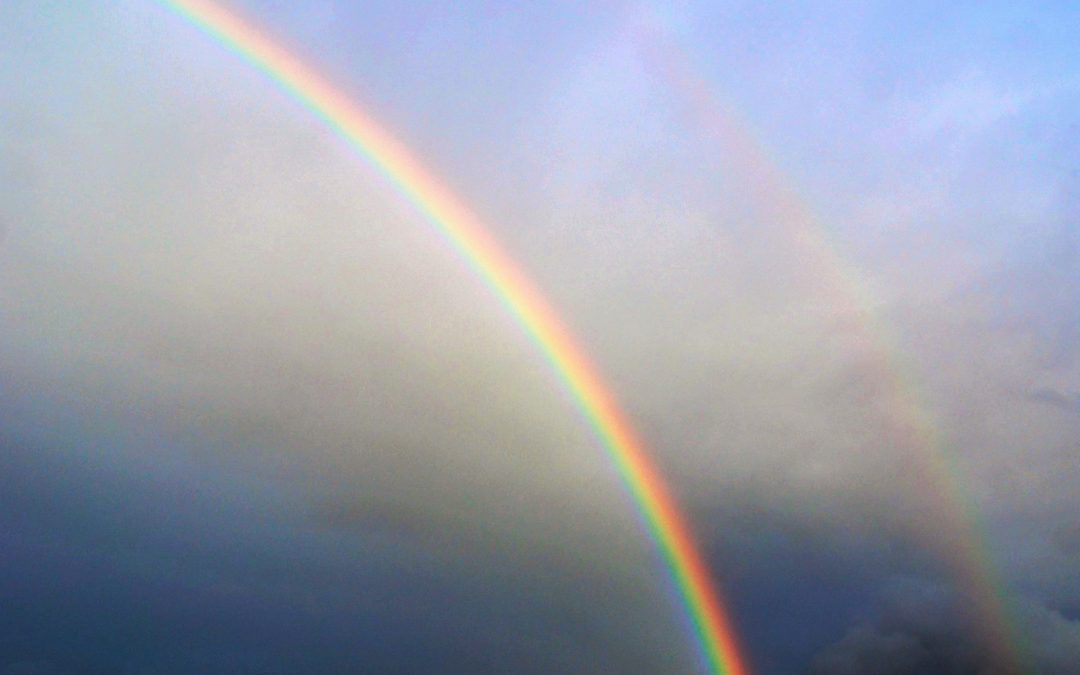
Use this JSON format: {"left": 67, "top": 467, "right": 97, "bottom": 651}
{"left": 632, "top": 16, "right": 1026, "bottom": 673}
{"left": 160, "top": 2, "right": 750, "bottom": 674}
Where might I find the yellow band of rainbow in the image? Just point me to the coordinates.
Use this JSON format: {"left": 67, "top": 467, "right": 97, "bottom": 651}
{"left": 161, "top": 2, "right": 751, "bottom": 673}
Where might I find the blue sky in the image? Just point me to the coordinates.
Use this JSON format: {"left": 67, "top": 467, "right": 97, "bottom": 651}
{"left": 2, "top": 1, "right": 1079, "bottom": 673}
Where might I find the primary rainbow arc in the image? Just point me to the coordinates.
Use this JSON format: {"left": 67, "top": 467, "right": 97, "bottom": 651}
{"left": 161, "top": 2, "right": 751, "bottom": 674}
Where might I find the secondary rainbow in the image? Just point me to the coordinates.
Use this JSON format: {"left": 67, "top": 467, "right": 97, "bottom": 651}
{"left": 161, "top": 1, "right": 750, "bottom": 674}
{"left": 632, "top": 16, "right": 1025, "bottom": 672}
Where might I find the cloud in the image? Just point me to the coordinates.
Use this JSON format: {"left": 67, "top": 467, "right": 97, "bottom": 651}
{"left": 0, "top": 663, "right": 61, "bottom": 675}
{"left": 898, "top": 68, "right": 1037, "bottom": 143}
{"left": 807, "top": 625, "right": 932, "bottom": 675}
{"left": 310, "top": 496, "right": 437, "bottom": 540}
{"left": 1051, "top": 523, "right": 1080, "bottom": 558}
{"left": 808, "top": 581, "right": 1080, "bottom": 675}
{"left": 1029, "top": 388, "right": 1080, "bottom": 414}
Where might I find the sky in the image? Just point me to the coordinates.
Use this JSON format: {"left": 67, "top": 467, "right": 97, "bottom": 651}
{"left": 1, "top": 1, "right": 1078, "bottom": 673}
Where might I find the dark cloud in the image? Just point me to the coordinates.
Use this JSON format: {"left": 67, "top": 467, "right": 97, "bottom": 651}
{"left": 0, "top": 421, "right": 690, "bottom": 674}
{"left": 808, "top": 581, "right": 1080, "bottom": 675}
{"left": 807, "top": 626, "right": 931, "bottom": 675}
{"left": 0, "top": 664, "right": 62, "bottom": 675}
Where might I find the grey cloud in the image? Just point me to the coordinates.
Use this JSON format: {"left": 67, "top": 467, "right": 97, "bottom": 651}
{"left": 1029, "top": 388, "right": 1080, "bottom": 414}
{"left": 806, "top": 625, "right": 935, "bottom": 675}
{"left": 808, "top": 582, "right": 1080, "bottom": 675}
{"left": 1051, "top": 522, "right": 1080, "bottom": 558}
{"left": 310, "top": 496, "right": 436, "bottom": 540}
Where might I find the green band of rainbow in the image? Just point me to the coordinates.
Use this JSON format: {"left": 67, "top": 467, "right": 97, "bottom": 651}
{"left": 161, "top": 2, "right": 750, "bottom": 673}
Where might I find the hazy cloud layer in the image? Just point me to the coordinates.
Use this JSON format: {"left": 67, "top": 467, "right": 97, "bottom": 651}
{"left": 2, "top": 1, "right": 1078, "bottom": 673}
